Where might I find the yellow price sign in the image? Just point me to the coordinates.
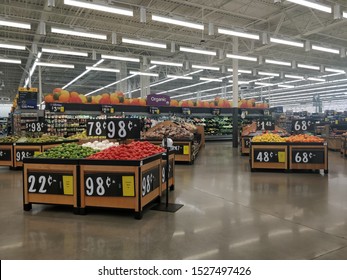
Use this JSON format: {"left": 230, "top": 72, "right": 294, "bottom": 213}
{"left": 278, "top": 151, "right": 286, "bottom": 163}
{"left": 60, "top": 107, "right": 65, "bottom": 112}
{"left": 122, "top": 176, "right": 135, "bottom": 196}
{"left": 183, "top": 145, "right": 190, "bottom": 155}
{"left": 62, "top": 175, "right": 74, "bottom": 195}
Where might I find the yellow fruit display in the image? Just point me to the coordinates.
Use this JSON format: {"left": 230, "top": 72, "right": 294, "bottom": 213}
{"left": 252, "top": 133, "right": 285, "bottom": 143}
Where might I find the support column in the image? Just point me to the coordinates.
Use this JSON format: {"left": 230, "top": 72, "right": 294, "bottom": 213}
{"left": 232, "top": 37, "right": 239, "bottom": 148}
{"left": 116, "top": 62, "right": 127, "bottom": 93}
{"left": 140, "top": 62, "right": 150, "bottom": 98}
{"left": 38, "top": 66, "right": 42, "bottom": 109}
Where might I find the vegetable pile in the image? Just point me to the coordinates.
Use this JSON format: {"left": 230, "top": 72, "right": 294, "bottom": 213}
{"left": 35, "top": 143, "right": 96, "bottom": 159}
{"left": 82, "top": 140, "right": 119, "bottom": 150}
{"left": 285, "top": 134, "right": 324, "bottom": 143}
{"left": 88, "top": 141, "right": 165, "bottom": 160}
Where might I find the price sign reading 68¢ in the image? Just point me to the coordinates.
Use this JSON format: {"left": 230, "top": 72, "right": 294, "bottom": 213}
{"left": 292, "top": 119, "right": 315, "bottom": 133}
{"left": 107, "top": 118, "right": 141, "bottom": 139}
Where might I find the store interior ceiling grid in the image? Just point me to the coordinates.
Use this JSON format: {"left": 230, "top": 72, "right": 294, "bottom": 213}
{"left": 1, "top": 0, "right": 347, "bottom": 107}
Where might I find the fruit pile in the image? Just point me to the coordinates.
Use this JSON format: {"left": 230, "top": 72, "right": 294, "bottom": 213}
{"left": 0, "top": 136, "right": 20, "bottom": 143}
{"left": 88, "top": 141, "right": 165, "bottom": 160}
{"left": 285, "top": 134, "right": 324, "bottom": 143}
{"left": 239, "top": 99, "right": 269, "bottom": 109}
{"left": 252, "top": 133, "right": 286, "bottom": 143}
{"left": 82, "top": 140, "right": 119, "bottom": 150}
{"left": 35, "top": 143, "right": 96, "bottom": 159}
{"left": 16, "top": 135, "right": 66, "bottom": 143}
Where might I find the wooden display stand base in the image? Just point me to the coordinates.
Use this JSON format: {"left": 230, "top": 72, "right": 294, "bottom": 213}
{"left": 13, "top": 144, "right": 42, "bottom": 168}
{"left": 0, "top": 144, "right": 14, "bottom": 167}
{"left": 240, "top": 136, "right": 252, "bottom": 156}
{"left": 250, "top": 143, "right": 288, "bottom": 170}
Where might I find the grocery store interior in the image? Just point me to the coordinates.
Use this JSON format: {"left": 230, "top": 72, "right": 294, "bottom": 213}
{"left": 1, "top": 0, "right": 347, "bottom": 260}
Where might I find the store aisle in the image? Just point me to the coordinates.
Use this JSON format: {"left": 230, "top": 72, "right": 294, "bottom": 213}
{"left": 1, "top": 142, "right": 347, "bottom": 260}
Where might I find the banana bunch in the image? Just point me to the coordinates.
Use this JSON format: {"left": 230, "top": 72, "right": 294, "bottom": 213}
{"left": 252, "top": 133, "right": 285, "bottom": 143}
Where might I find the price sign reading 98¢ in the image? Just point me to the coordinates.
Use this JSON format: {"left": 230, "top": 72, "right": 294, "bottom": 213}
{"left": 107, "top": 118, "right": 141, "bottom": 139}
{"left": 25, "top": 121, "right": 46, "bottom": 133}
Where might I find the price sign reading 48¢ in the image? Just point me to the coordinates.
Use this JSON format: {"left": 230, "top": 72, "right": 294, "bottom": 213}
{"left": 107, "top": 118, "right": 141, "bottom": 139}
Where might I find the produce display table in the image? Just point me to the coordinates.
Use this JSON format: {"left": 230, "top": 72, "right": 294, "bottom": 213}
{"left": 23, "top": 158, "right": 79, "bottom": 212}
{"left": 13, "top": 143, "right": 42, "bottom": 168}
{"left": 79, "top": 154, "right": 162, "bottom": 219}
{"left": 0, "top": 144, "right": 14, "bottom": 167}
{"left": 250, "top": 142, "right": 328, "bottom": 173}
{"left": 341, "top": 136, "right": 347, "bottom": 157}
{"left": 325, "top": 136, "right": 341, "bottom": 151}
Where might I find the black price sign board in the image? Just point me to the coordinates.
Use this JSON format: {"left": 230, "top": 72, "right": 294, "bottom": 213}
{"left": 161, "top": 158, "right": 174, "bottom": 183}
{"left": 292, "top": 119, "right": 315, "bottom": 132}
{"left": 256, "top": 119, "right": 275, "bottom": 131}
{"left": 18, "top": 87, "right": 38, "bottom": 109}
{"left": 101, "top": 105, "right": 115, "bottom": 114}
{"left": 170, "top": 144, "right": 190, "bottom": 155}
{"left": 84, "top": 173, "right": 135, "bottom": 197}
{"left": 142, "top": 166, "right": 160, "bottom": 197}
{"left": 149, "top": 107, "right": 160, "bottom": 114}
{"left": 107, "top": 118, "right": 141, "bottom": 139}
{"left": 25, "top": 121, "right": 47, "bottom": 133}
{"left": 27, "top": 172, "right": 73, "bottom": 195}
{"left": 15, "top": 150, "right": 36, "bottom": 162}
{"left": 292, "top": 149, "right": 325, "bottom": 164}
{"left": 182, "top": 108, "right": 191, "bottom": 115}
{"left": 0, "top": 149, "right": 11, "bottom": 161}
{"left": 49, "top": 103, "right": 65, "bottom": 113}
{"left": 86, "top": 120, "right": 107, "bottom": 137}
{"left": 254, "top": 149, "right": 286, "bottom": 163}
{"left": 244, "top": 138, "right": 251, "bottom": 148}
{"left": 212, "top": 108, "right": 221, "bottom": 116}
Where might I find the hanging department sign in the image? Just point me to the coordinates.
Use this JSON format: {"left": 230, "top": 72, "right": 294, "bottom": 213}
{"left": 146, "top": 94, "right": 170, "bottom": 106}
{"left": 18, "top": 87, "right": 38, "bottom": 109}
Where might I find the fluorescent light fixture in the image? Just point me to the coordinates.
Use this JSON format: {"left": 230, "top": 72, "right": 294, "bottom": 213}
{"left": 285, "top": 74, "right": 304, "bottom": 79}
{"left": 101, "top": 54, "right": 140, "bottom": 62}
{"left": 179, "top": 46, "right": 216, "bottom": 56}
{"left": 265, "top": 59, "right": 291, "bottom": 66}
{"left": 286, "top": 0, "right": 332, "bottom": 13}
{"left": 192, "top": 64, "right": 220, "bottom": 71}
{"left": 226, "top": 53, "right": 257, "bottom": 62}
{"left": 152, "top": 14, "right": 204, "bottom": 30}
{"left": 42, "top": 47, "right": 88, "bottom": 57}
{"left": 278, "top": 84, "right": 294, "bottom": 88}
{"left": 51, "top": 27, "right": 107, "bottom": 40}
{"left": 258, "top": 71, "right": 280, "bottom": 77}
{"left": 269, "top": 37, "right": 304, "bottom": 48}
{"left": 0, "top": 58, "right": 21, "bottom": 64}
{"left": 297, "top": 63, "right": 320, "bottom": 70}
{"left": 343, "top": 12, "right": 347, "bottom": 18}
{"left": 325, "top": 67, "right": 345, "bottom": 73}
{"left": 227, "top": 68, "right": 252, "bottom": 74}
{"left": 36, "top": 62, "right": 74, "bottom": 68}
{"left": 217, "top": 28, "right": 259, "bottom": 40}
{"left": 307, "top": 77, "right": 325, "bottom": 82}
{"left": 199, "top": 77, "right": 223, "bottom": 82}
{"left": 129, "top": 71, "right": 158, "bottom": 77}
{"left": 160, "top": 81, "right": 212, "bottom": 95}
{"left": 64, "top": 0, "right": 133, "bottom": 16}
{"left": 312, "top": 44, "right": 339, "bottom": 54}
{"left": 0, "top": 42, "right": 26, "bottom": 50}
{"left": 122, "top": 38, "right": 166, "bottom": 49}
{"left": 86, "top": 66, "right": 120, "bottom": 73}
{"left": 0, "top": 19, "right": 31, "bottom": 29}
{"left": 167, "top": 75, "right": 192, "bottom": 80}
{"left": 150, "top": 60, "right": 182, "bottom": 67}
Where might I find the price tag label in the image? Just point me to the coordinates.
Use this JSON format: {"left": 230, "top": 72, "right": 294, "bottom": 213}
{"left": 256, "top": 119, "right": 275, "bottom": 131}
{"left": 161, "top": 158, "right": 174, "bottom": 184}
{"left": 25, "top": 121, "right": 47, "bottom": 133}
{"left": 171, "top": 145, "right": 184, "bottom": 155}
{"left": 86, "top": 120, "right": 107, "bottom": 137}
{"left": 254, "top": 149, "right": 285, "bottom": 163}
{"left": 212, "top": 108, "right": 221, "bottom": 116}
{"left": 292, "top": 119, "right": 315, "bottom": 132}
{"left": 183, "top": 145, "right": 190, "bottom": 155}
{"left": 142, "top": 166, "right": 160, "bottom": 197}
{"left": 0, "top": 149, "right": 11, "bottom": 161}
{"left": 27, "top": 172, "right": 73, "bottom": 195}
{"left": 149, "top": 107, "right": 160, "bottom": 114}
{"left": 50, "top": 103, "right": 65, "bottom": 112}
{"left": 292, "top": 149, "right": 325, "bottom": 164}
{"left": 16, "top": 150, "right": 36, "bottom": 162}
{"left": 107, "top": 118, "right": 141, "bottom": 139}
{"left": 244, "top": 138, "right": 251, "bottom": 148}
{"left": 182, "top": 108, "right": 191, "bottom": 115}
{"left": 101, "top": 105, "right": 115, "bottom": 114}
{"left": 84, "top": 173, "right": 135, "bottom": 197}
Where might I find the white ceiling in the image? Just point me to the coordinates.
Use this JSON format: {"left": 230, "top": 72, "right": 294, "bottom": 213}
{"left": 1, "top": 0, "right": 347, "bottom": 108}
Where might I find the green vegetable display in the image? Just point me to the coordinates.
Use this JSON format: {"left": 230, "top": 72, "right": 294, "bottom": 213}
{"left": 35, "top": 143, "right": 97, "bottom": 159}
{"left": 0, "top": 136, "right": 20, "bottom": 143}
{"left": 16, "top": 136, "right": 66, "bottom": 143}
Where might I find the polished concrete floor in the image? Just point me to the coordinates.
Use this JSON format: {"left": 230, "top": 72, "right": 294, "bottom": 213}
{"left": 1, "top": 142, "right": 347, "bottom": 260}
